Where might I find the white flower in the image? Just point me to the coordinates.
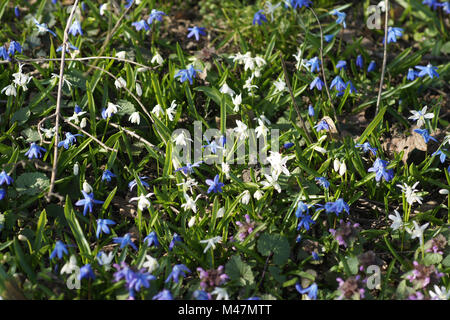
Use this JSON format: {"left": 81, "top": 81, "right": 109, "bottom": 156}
{"left": 313, "top": 146, "right": 327, "bottom": 154}
{"left": 211, "top": 287, "right": 229, "bottom": 300}
{"left": 96, "top": 251, "right": 114, "bottom": 270}
{"left": 82, "top": 180, "right": 93, "bottom": 193}
{"left": 216, "top": 207, "right": 225, "bottom": 218}
{"left": 129, "top": 193, "right": 154, "bottom": 211}
{"left": 166, "top": 100, "right": 177, "bottom": 121}
{"left": 135, "top": 83, "right": 142, "bottom": 96}
{"left": 114, "top": 77, "right": 127, "bottom": 89}
{"left": 176, "top": 178, "right": 198, "bottom": 194}
{"left": 173, "top": 132, "right": 192, "bottom": 146}
{"left": 234, "top": 120, "right": 248, "bottom": 141}
{"left": 439, "top": 189, "right": 449, "bottom": 195}
{"left": 429, "top": 285, "right": 450, "bottom": 300}
{"left": 221, "top": 162, "right": 230, "bottom": 179}
{"left": 273, "top": 78, "right": 286, "bottom": 93}
{"left": 80, "top": 117, "right": 87, "bottom": 128}
{"left": 73, "top": 162, "right": 79, "bottom": 176}
{"left": 41, "top": 126, "right": 56, "bottom": 139}
{"left": 50, "top": 73, "right": 70, "bottom": 90}
{"left": 152, "top": 104, "right": 164, "bottom": 118}
{"left": 151, "top": 52, "right": 164, "bottom": 65}
{"left": 243, "top": 75, "right": 258, "bottom": 93}
{"left": 267, "top": 151, "right": 292, "bottom": 178}
{"left": 232, "top": 93, "right": 242, "bottom": 112}
{"left": 115, "top": 51, "right": 126, "bottom": 59}
{"left": 388, "top": 210, "right": 403, "bottom": 231}
{"left": 408, "top": 106, "right": 434, "bottom": 127}
{"left": 13, "top": 66, "right": 32, "bottom": 90}
{"left": 220, "top": 82, "right": 235, "bottom": 96}
{"left": 397, "top": 182, "right": 423, "bottom": 205}
{"left": 406, "top": 221, "right": 429, "bottom": 247}
{"left": 67, "top": 110, "right": 87, "bottom": 125}
{"left": 199, "top": 236, "right": 222, "bottom": 253}
{"left": 181, "top": 193, "right": 201, "bottom": 213}
{"left": 253, "top": 190, "right": 264, "bottom": 200}
{"left": 61, "top": 255, "right": 78, "bottom": 275}
{"left": 105, "top": 102, "right": 119, "bottom": 118}
{"left": 261, "top": 173, "right": 281, "bottom": 193}
{"left": 333, "top": 159, "right": 347, "bottom": 176}
{"left": 99, "top": 3, "right": 108, "bottom": 16}
{"left": 255, "top": 118, "right": 269, "bottom": 139}
{"left": 188, "top": 216, "right": 196, "bottom": 228}
{"left": 1, "top": 84, "right": 16, "bottom": 96}
{"left": 241, "top": 190, "right": 251, "bottom": 205}
{"left": 142, "top": 255, "right": 159, "bottom": 273}
{"left": 293, "top": 48, "right": 308, "bottom": 70}
{"left": 128, "top": 111, "right": 141, "bottom": 125}
{"left": 265, "top": 1, "right": 281, "bottom": 21}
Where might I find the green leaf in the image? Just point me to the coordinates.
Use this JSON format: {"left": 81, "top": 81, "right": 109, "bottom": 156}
{"left": 423, "top": 253, "right": 443, "bottom": 266}
{"left": 225, "top": 255, "right": 254, "bottom": 286}
{"left": 357, "top": 105, "right": 387, "bottom": 144}
{"left": 441, "top": 254, "right": 450, "bottom": 267}
{"left": 11, "top": 107, "right": 31, "bottom": 125}
{"left": 33, "top": 209, "right": 47, "bottom": 252}
{"left": 257, "top": 233, "right": 290, "bottom": 266}
{"left": 15, "top": 172, "right": 50, "bottom": 196}
{"left": 116, "top": 99, "right": 136, "bottom": 116}
{"left": 345, "top": 256, "right": 359, "bottom": 275}
{"left": 64, "top": 195, "right": 92, "bottom": 261}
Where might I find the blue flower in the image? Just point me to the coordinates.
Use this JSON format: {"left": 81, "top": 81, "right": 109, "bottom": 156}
{"left": 313, "top": 120, "right": 330, "bottom": 132}
{"left": 206, "top": 174, "right": 225, "bottom": 194}
{"left": 132, "top": 20, "right": 150, "bottom": 31}
{"left": 124, "top": 0, "right": 134, "bottom": 9}
{"left": 308, "top": 104, "right": 315, "bottom": 117}
{"left": 415, "top": 63, "right": 439, "bottom": 79}
{"left": 0, "top": 188, "right": 5, "bottom": 200}
{"left": 175, "top": 65, "right": 202, "bottom": 85}
{"left": 337, "top": 80, "right": 357, "bottom": 96}
{"left": 165, "top": 264, "right": 191, "bottom": 284}
{"left": 253, "top": 10, "right": 268, "bottom": 25}
{"left": 75, "top": 191, "right": 104, "bottom": 216}
{"left": 368, "top": 158, "right": 394, "bottom": 182}
{"left": 324, "top": 34, "right": 334, "bottom": 42}
{"left": 295, "top": 201, "right": 310, "bottom": 217}
{"left": 330, "top": 75, "right": 346, "bottom": 91}
{"left": 33, "top": 18, "right": 57, "bottom": 37}
{"left": 203, "top": 138, "right": 222, "bottom": 154}
{"left": 193, "top": 290, "right": 210, "bottom": 300}
{"left": 322, "top": 198, "right": 350, "bottom": 216}
{"left": 331, "top": 9, "right": 347, "bottom": 28}
{"left": 355, "top": 142, "right": 377, "bottom": 156}
{"left": 432, "top": 149, "right": 447, "bottom": 163}
{"left": 169, "top": 233, "right": 183, "bottom": 251}
{"left": 312, "top": 252, "right": 320, "bottom": 260}
{"left": 25, "top": 143, "right": 46, "bottom": 159}
{"left": 422, "top": 0, "right": 441, "bottom": 10}
{"left": 407, "top": 68, "right": 418, "bottom": 81}
{"left": 367, "top": 60, "right": 376, "bottom": 72}
{"left": 0, "top": 171, "right": 13, "bottom": 186}
{"left": 14, "top": 6, "right": 20, "bottom": 18}
{"left": 284, "top": 142, "right": 295, "bottom": 149}
{"left": 56, "top": 42, "right": 79, "bottom": 53}
{"left": 79, "top": 264, "right": 95, "bottom": 280}
{"left": 295, "top": 283, "right": 318, "bottom": 300}
{"left": 306, "top": 57, "right": 320, "bottom": 73}
{"left": 69, "top": 20, "right": 83, "bottom": 37}
{"left": 128, "top": 269, "right": 156, "bottom": 297}
{"left": 128, "top": 176, "right": 149, "bottom": 191}
{"left": 413, "top": 129, "right": 438, "bottom": 143}
{"left": 153, "top": 289, "right": 173, "bottom": 300}
{"left": 96, "top": 219, "right": 115, "bottom": 238}
{"left": 442, "top": 2, "right": 450, "bottom": 14}
{"left": 310, "top": 76, "right": 324, "bottom": 91}
{"left": 315, "top": 176, "right": 330, "bottom": 189}
{"left": 147, "top": 9, "right": 166, "bottom": 25}
{"left": 385, "top": 27, "right": 404, "bottom": 44}
{"left": 175, "top": 161, "right": 202, "bottom": 175}
{"left": 8, "top": 41, "right": 22, "bottom": 57}
{"left": 58, "top": 132, "right": 83, "bottom": 149}
{"left": 297, "top": 213, "right": 315, "bottom": 231}
{"left": 143, "top": 231, "right": 159, "bottom": 247}
{"left": 336, "top": 60, "right": 347, "bottom": 71}
{"left": 50, "top": 241, "right": 68, "bottom": 260}
{"left": 102, "top": 169, "right": 116, "bottom": 182}
{"left": 113, "top": 233, "right": 138, "bottom": 250}
{"left": 285, "top": 0, "right": 312, "bottom": 9}
{"left": 187, "top": 26, "right": 206, "bottom": 41}
{"left": 0, "top": 46, "right": 9, "bottom": 60}
{"left": 356, "top": 55, "right": 364, "bottom": 69}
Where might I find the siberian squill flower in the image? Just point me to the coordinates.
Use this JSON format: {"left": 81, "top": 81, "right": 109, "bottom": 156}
{"left": 355, "top": 142, "right": 377, "bottom": 156}
{"left": 199, "top": 236, "right": 222, "bottom": 253}
{"left": 113, "top": 233, "right": 138, "bottom": 250}
{"left": 397, "top": 182, "right": 423, "bottom": 205}
{"left": 314, "top": 119, "right": 330, "bottom": 132}
{"left": 143, "top": 231, "right": 159, "bottom": 248}
{"left": 187, "top": 26, "right": 206, "bottom": 41}
{"left": 356, "top": 55, "right": 364, "bottom": 69}
{"left": 367, "top": 60, "right": 376, "bottom": 72}
{"left": 232, "top": 93, "right": 242, "bottom": 112}
{"left": 25, "top": 143, "right": 46, "bottom": 159}
{"left": 69, "top": 20, "right": 83, "bottom": 37}
{"left": 67, "top": 105, "right": 86, "bottom": 124}
{"left": 296, "top": 283, "right": 318, "bottom": 300}
{"left": 175, "top": 65, "right": 202, "bottom": 85}
{"left": 181, "top": 193, "right": 201, "bottom": 213}
{"left": 422, "top": 0, "right": 442, "bottom": 10}
{"left": 50, "top": 240, "right": 68, "bottom": 260}
{"left": 336, "top": 60, "right": 347, "bottom": 71}
{"left": 128, "top": 176, "right": 149, "bottom": 191}
{"left": 385, "top": 27, "right": 404, "bottom": 44}
{"left": 96, "top": 219, "right": 116, "bottom": 239}
{"left": 75, "top": 191, "right": 104, "bottom": 216}
{"left": 206, "top": 175, "right": 225, "bottom": 194}
{"left": 147, "top": 9, "right": 166, "bottom": 25}
{"left": 432, "top": 149, "right": 447, "bottom": 163}
{"left": 33, "top": 18, "right": 57, "bottom": 36}
{"left": 264, "top": 1, "right": 281, "bottom": 21}
{"left": 253, "top": 10, "right": 268, "bottom": 25}
{"left": 406, "top": 221, "right": 429, "bottom": 247}
{"left": 58, "top": 132, "right": 83, "bottom": 149}
{"left": 331, "top": 9, "right": 347, "bottom": 28}
{"left": 306, "top": 57, "right": 320, "bottom": 73}
{"left": 408, "top": 106, "right": 434, "bottom": 127}
{"left": 388, "top": 210, "right": 404, "bottom": 231}
{"left": 169, "top": 233, "right": 183, "bottom": 251}
{"left": 153, "top": 290, "right": 173, "bottom": 300}
{"left": 414, "top": 129, "right": 438, "bottom": 144}
{"left": 310, "top": 77, "right": 324, "bottom": 91}
{"left": 132, "top": 20, "right": 149, "bottom": 31}
{"left": 260, "top": 174, "right": 282, "bottom": 193}
{"left": 368, "top": 158, "right": 394, "bottom": 182}
{"left": 79, "top": 264, "right": 95, "bottom": 280}
{"left": 415, "top": 63, "right": 439, "bottom": 79}
{"left": 407, "top": 68, "right": 418, "bottom": 81}
{"left": 129, "top": 193, "right": 154, "bottom": 211}
{"left": 0, "top": 171, "right": 13, "bottom": 186}
{"left": 165, "top": 264, "right": 191, "bottom": 284}
{"left": 175, "top": 161, "right": 202, "bottom": 175}
{"left": 285, "top": 0, "right": 312, "bottom": 9}
{"left": 330, "top": 75, "right": 346, "bottom": 92}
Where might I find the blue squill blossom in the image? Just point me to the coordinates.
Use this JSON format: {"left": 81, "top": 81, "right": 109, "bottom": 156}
{"left": 0, "top": 189, "right": 5, "bottom": 200}
{"left": 413, "top": 129, "right": 438, "bottom": 143}
{"left": 310, "top": 76, "right": 324, "bottom": 90}
{"left": 306, "top": 57, "right": 320, "bottom": 73}
{"left": 144, "top": 231, "right": 159, "bottom": 247}
{"left": 356, "top": 55, "right": 364, "bottom": 69}
{"left": 330, "top": 75, "right": 346, "bottom": 91}
{"left": 284, "top": 142, "right": 295, "bottom": 149}
{"left": 315, "top": 176, "right": 330, "bottom": 189}
{"left": 296, "top": 283, "right": 318, "bottom": 300}
{"left": 147, "top": 9, "right": 166, "bottom": 25}
{"left": 253, "top": 10, "right": 268, "bottom": 25}
{"left": 324, "top": 34, "right": 334, "bottom": 42}
{"left": 297, "top": 213, "right": 315, "bottom": 231}
{"left": 407, "top": 68, "right": 418, "bottom": 81}
{"left": 69, "top": 20, "right": 83, "bottom": 36}
{"left": 432, "top": 149, "right": 447, "bottom": 163}
{"left": 355, "top": 142, "right": 377, "bottom": 156}
{"left": 56, "top": 42, "right": 79, "bottom": 53}
{"left": 8, "top": 41, "right": 22, "bottom": 56}
{"left": 169, "top": 233, "right": 183, "bottom": 251}
{"left": 175, "top": 161, "right": 202, "bottom": 175}
{"left": 102, "top": 169, "right": 116, "bottom": 182}
{"left": 124, "top": 0, "right": 133, "bottom": 9}
{"left": 58, "top": 132, "right": 83, "bottom": 149}
{"left": 368, "top": 158, "right": 394, "bottom": 182}
{"left": 331, "top": 9, "right": 347, "bottom": 28}
{"left": 336, "top": 60, "right": 347, "bottom": 71}
{"left": 79, "top": 264, "right": 95, "bottom": 280}
{"left": 385, "top": 27, "right": 403, "bottom": 44}
{"left": 422, "top": 0, "right": 441, "bottom": 10}
{"left": 415, "top": 63, "right": 439, "bottom": 79}
{"left": 0, "top": 171, "right": 13, "bottom": 186}
{"left": 367, "top": 60, "right": 376, "bottom": 72}
{"left": 175, "top": 65, "right": 202, "bottom": 85}
{"left": 75, "top": 191, "right": 104, "bottom": 216}
{"left": 113, "top": 233, "right": 138, "bottom": 250}
{"left": 321, "top": 198, "right": 350, "bottom": 216}
{"left": 165, "top": 264, "right": 191, "bottom": 284}
{"left": 0, "top": 47, "right": 9, "bottom": 60}
{"left": 193, "top": 290, "right": 211, "bottom": 300}
{"left": 50, "top": 240, "right": 68, "bottom": 260}
{"left": 203, "top": 138, "right": 222, "bottom": 154}
{"left": 33, "top": 18, "right": 57, "bottom": 37}
{"left": 132, "top": 20, "right": 150, "bottom": 31}
{"left": 25, "top": 143, "right": 46, "bottom": 159}
{"left": 96, "top": 219, "right": 116, "bottom": 238}
{"left": 295, "top": 201, "right": 310, "bottom": 217}
{"left": 128, "top": 176, "right": 149, "bottom": 191}
{"left": 153, "top": 289, "right": 173, "bottom": 300}
{"left": 314, "top": 120, "right": 330, "bottom": 132}
{"left": 442, "top": 2, "right": 450, "bottom": 14}
{"left": 14, "top": 6, "right": 20, "bottom": 17}
{"left": 187, "top": 26, "right": 206, "bottom": 41}
{"left": 127, "top": 269, "right": 156, "bottom": 298}
{"left": 308, "top": 105, "right": 315, "bottom": 117}
{"left": 206, "top": 174, "right": 225, "bottom": 194}
{"left": 285, "top": 0, "right": 312, "bottom": 9}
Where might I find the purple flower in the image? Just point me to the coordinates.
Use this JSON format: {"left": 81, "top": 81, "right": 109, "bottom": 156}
{"left": 187, "top": 26, "right": 206, "bottom": 41}
{"left": 308, "top": 104, "right": 315, "bottom": 117}
{"left": 165, "top": 264, "right": 191, "bottom": 284}
{"left": 0, "top": 46, "right": 9, "bottom": 61}
{"left": 236, "top": 214, "right": 256, "bottom": 241}
{"left": 315, "top": 176, "right": 330, "bottom": 189}
{"left": 297, "top": 213, "right": 315, "bottom": 231}
{"left": 432, "top": 149, "right": 447, "bottom": 163}
{"left": 25, "top": 143, "right": 46, "bottom": 159}
{"left": 0, "top": 189, "right": 5, "bottom": 200}
{"left": 331, "top": 9, "right": 347, "bottom": 28}
{"left": 283, "top": 142, "right": 295, "bottom": 149}
{"left": 197, "top": 266, "right": 228, "bottom": 290}
{"left": 407, "top": 261, "right": 444, "bottom": 289}
{"left": 422, "top": 0, "right": 441, "bottom": 10}
{"left": 57, "top": 132, "right": 83, "bottom": 149}
{"left": 413, "top": 129, "right": 438, "bottom": 144}
{"left": 75, "top": 191, "right": 104, "bottom": 216}
{"left": 285, "top": 0, "right": 312, "bottom": 9}
{"left": 253, "top": 10, "right": 268, "bottom": 25}
{"left": 323, "top": 198, "right": 350, "bottom": 216}
{"left": 329, "top": 220, "right": 360, "bottom": 248}
{"left": 8, "top": 41, "right": 22, "bottom": 56}
{"left": 407, "top": 68, "right": 418, "bottom": 81}
{"left": 175, "top": 161, "right": 203, "bottom": 175}
{"left": 295, "top": 201, "right": 310, "bottom": 217}
{"left": 306, "top": 57, "right": 320, "bottom": 73}
{"left": 368, "top": 158, "right": 394, "bottom": 182}
{"left": 324, "top": 34, "right": 334, "bottom": 42}
{"left": 193, "top": 290, "right": 211, "bottom": 300}
{"left": 14, "top": 6, "right": 20, "bottom": 18}
{"left": 206, "top": 174, "right": 224, "bottom": 194}
{"left": 313, "top": 120, "right": 330, "bottom": 132}
{"left": 336, "top": 276, "right": 365, "bottom": 300}
{"left": 96, "top": 219, "right": 115, "bottom": 238}
{"left": 128, "top": 176, "right": 149, "bottom": 191}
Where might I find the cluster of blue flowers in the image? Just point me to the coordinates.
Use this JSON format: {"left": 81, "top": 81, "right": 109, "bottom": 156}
{"left": 0, "top": 41, "right": 22, "bottom": 61}
{"left": 0, "top": 170, "right": 13, "bottom": 201}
